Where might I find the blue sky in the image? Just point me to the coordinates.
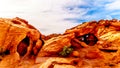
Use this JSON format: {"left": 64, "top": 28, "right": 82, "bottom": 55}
{"left": 0, "top": 0, "right": 120, "bottom": 35}
{"left": 65, "top": 0, "right": 119, "bottom": 22}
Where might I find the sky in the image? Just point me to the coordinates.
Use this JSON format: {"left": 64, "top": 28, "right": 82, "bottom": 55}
{"left": 0, "top": 0, "right": 120, "bottom": 35}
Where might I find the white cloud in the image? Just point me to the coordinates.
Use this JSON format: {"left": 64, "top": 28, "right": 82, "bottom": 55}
{"left": 105, "top": 0, "right": 120, "bottom": 10}
{"left": 1, "top": 0, "right": 120, "bottom": 35}
{"left": 0, "top": 0, "right": 85, "bottom": 35}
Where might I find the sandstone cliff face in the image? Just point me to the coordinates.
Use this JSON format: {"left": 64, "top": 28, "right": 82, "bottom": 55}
{"left": 1, "top": 18, "right": 120, "bottom": 68}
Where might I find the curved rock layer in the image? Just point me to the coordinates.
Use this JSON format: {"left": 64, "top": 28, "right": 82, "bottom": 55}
{"left": 0, "top": 17, "right": 43, "bottom": 68}
{"left": 38, "top": 19, "right": 120, "bottom": 68}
